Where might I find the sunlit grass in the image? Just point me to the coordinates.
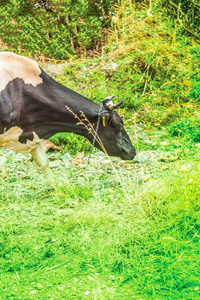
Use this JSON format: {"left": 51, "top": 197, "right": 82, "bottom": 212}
{"left": 0, "top": 144, "right": 199, "bottom": 299}
{"left": 0, "top": 1, "right": 200, "bottom": 298}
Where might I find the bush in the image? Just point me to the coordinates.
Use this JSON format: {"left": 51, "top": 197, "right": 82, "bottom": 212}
{"left": 168, "top": 115, "right": 200, "bottom": 142}
{"left": 0, "top": 0, "right": 118, "bottom": 59}
{"left": 157, "top": 0, "right": 200, "bottom": 39}
{"left": 49, "top": 132, "right": 91, "bottom": 155}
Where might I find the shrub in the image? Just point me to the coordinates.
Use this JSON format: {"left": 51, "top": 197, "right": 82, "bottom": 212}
{"left": 157, "top": 0, "right": 200, "bottom": 39}
{"left": 0, "top": 0, "right": 118, "bottom": 59}
{"left": 49, "top": 132, "right": 91, "bottom": 155}
{"left": 168, "top": 115, "right": 200, "bottom": 142}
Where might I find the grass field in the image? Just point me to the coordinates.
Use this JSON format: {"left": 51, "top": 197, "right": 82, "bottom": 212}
{"left": 0, "top": 130, "right": 200, "bottom": 300}
{"left": 0, "top": 2, "right": 200, "bottom": 298}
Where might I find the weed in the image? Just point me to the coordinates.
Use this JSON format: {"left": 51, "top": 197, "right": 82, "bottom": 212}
{"left": 168, "top": 115, "right": 200, "bottom": 142}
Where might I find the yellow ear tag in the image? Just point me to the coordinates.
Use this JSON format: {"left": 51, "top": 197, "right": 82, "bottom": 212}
{"left": 102, "top": 116, "right": 106, "bottom": 127}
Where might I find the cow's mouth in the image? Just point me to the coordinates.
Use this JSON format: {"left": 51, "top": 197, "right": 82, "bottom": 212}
{"left": 119, "top": 138, "right": 136, "bottom": 160}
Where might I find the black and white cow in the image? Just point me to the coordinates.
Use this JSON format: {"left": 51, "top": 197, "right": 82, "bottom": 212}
{"left": 0, "top": 52, "right": 136, "bottom": 181}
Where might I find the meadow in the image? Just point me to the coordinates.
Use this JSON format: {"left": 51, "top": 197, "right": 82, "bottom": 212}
{"left": 0, "top": 0, "right": 200, "bottom": 299}
{"left": 0, "top": 125, "right": 200, "bottom": 299}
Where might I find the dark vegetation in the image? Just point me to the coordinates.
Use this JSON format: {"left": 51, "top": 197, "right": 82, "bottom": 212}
{"left": 1, "top": 0, "right": 199, "bottom": 58}
{"left": 0, "top": 0, "right": 118, "bottom": 59}
{"left": 158, "top": 0, "right": 200, "bottom": 38}
{"left": 0, "top": 0, "right": 199, "bottom": 125}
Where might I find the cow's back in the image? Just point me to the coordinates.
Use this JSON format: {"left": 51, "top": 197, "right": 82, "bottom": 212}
{"left": 0, "top": 52, "right": 43, "bottom": 93}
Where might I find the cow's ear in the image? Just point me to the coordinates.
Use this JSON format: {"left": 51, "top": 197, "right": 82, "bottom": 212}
{"left": 103, "top": 96, "right": 123, "bottom": 111}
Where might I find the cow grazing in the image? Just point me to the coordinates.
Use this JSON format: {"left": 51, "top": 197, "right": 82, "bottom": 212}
{"left": 0, "top": 52, "right": 136, "bottom": 182}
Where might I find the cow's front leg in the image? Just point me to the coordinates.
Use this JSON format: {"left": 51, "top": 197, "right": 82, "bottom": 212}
{"left": 30, "top": 142, "right": 55, "bottom": 183}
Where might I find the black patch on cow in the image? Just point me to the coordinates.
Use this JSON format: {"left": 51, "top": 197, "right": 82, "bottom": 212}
{"left": 18, "top": 131, "right": 35, "bottom": 143}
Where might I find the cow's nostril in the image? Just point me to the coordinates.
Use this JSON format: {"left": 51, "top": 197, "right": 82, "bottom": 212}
{"left": 123, "top": 137, "right": 131, "bottom": 144}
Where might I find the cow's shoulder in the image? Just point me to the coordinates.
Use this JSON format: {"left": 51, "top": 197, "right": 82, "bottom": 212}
{"left": 0, "top": 52, "right": 43, "bottom": 92}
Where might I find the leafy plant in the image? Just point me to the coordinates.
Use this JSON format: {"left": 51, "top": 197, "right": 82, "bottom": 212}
{"left": 168, "top": 115, "right": 200, "bottom": 142}
{"left": 49, "top": 132, "right": 91, "bottom": 155}
{"left": 0, "top": 0, "right": 118, "bottom": 59}
{"left": 157, "top": 0, "right": 200, "bottom": 39}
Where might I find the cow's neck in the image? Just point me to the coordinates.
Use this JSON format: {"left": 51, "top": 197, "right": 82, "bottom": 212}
{"left": 32, "top": 70, "right": 100, "bottom": 140}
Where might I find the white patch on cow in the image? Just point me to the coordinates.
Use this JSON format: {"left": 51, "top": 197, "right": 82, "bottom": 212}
{"left": 0, "top": 52, "right": 43, "bottom": 92}
{"left": 0, "top": 127, "right": 41, "bottom": 153}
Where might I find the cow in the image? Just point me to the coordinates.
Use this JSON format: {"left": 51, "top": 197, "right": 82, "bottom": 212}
{"left": 0, "top": 52, "right": 136, "bottom": 182}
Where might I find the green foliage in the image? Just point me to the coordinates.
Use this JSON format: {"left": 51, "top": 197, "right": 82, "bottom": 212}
{"left": 1, "top": 0, "right": 200, "bottom": 128}
{"left": 41, "top": 2, "right": 198, "bottom": 128}
{"left": 54, "top": 38, "right": 200, "bottom": 127}
{"left": 168, "top": 115, "right": 200, "bottom": 142}
{"left": 0, "top": 0, "right": 117, "bottom": 59}
{"left": 157, "top": 0, "right": 200, "bottom": 39}
{"left": 49, "top": 132, "right": 91, "bottom": 155}
{"left": 58, "top": 59, "right": 143, "bottom": 110}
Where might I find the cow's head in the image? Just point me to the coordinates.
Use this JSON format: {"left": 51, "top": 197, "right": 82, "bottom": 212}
{"left": 91, "top": 96, "right": 136, "bottom": 160}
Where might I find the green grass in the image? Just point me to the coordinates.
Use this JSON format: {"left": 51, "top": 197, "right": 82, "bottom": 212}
{"left": 45, "top": 3, "right": 200, "bottom": 130}
{"left": 0, "top": 137, "right": 200, "bottom": 299}
{"left": 0, "top": 2, "right": 200, "bottom": 298}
